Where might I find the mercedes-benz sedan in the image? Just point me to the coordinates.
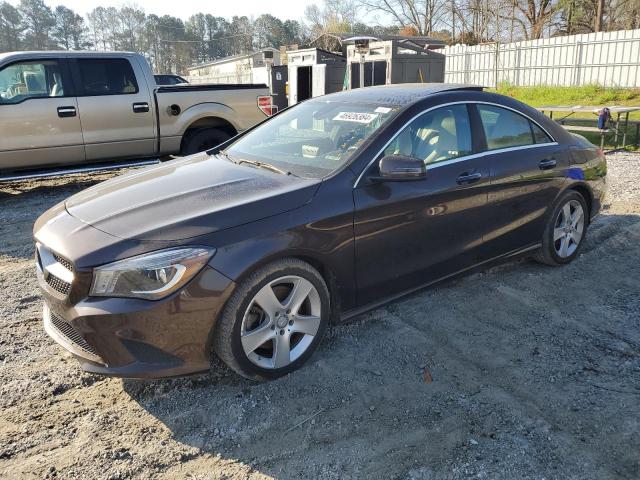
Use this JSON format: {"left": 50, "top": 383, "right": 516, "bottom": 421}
{"left": 34, "top": 84, "right": 606, "bottom": 380}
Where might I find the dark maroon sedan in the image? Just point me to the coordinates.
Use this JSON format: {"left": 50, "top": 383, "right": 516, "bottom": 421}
{"left": 34, "top": 84, "right": 607, "bottom": 380}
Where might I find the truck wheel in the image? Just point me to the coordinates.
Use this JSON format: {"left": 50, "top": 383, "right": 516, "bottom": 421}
{"left": 181, "top": 128, "right": 231, "bottom": 156}
{"left": 212, "top": 259, "right": 330, "bottom": 381}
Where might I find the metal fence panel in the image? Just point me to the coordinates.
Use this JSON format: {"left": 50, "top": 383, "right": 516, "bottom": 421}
{"left": 443, "top": 29, "right": 640, "bottom": 88}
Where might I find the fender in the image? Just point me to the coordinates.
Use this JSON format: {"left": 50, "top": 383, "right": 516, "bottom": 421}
{"left": 158, "top": 102, "right": 244, "bottom": 139}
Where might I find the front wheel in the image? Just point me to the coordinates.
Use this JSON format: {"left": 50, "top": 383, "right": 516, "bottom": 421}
{"left": 212, "top": 259, "right": 330, "bottom": 380}
{"left": 534, "top": 190, "right": 588, "bottom": 266}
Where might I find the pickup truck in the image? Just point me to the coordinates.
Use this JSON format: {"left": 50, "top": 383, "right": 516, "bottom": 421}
{"left": 0, "top": 51, "right": 273, "bottom": 174}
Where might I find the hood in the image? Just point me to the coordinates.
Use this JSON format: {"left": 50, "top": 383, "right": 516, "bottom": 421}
{"left": 65, "top": 153, "right": 320, "bottom": 241}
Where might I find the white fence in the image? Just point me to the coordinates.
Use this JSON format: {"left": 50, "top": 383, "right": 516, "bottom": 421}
{"left": 443, "top": 29, "right": 640, "bottom": 88}
{"left": 187, "top": 73, "right": 253, "bottom": 84}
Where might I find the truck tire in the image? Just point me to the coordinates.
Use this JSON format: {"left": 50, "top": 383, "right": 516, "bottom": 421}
{"left": 212, "top": 258, "right": 330, "bottom": 381}
{"left": 181, "top": 128, "right": 231, "bottom": 156}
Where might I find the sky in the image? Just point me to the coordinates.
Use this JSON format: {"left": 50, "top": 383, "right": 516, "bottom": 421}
{"left": 8, "top": 0, "right": 318, "bottom": 21}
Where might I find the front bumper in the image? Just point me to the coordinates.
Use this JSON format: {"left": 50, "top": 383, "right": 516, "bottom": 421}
{"left": 34, "top": 204, "right": 236, "bottom": 378}
{"left": 41, "top": 264, "right": 235, "bottom": 378}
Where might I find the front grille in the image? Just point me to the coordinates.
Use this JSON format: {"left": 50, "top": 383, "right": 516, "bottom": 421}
{"left": 53, "top": 253, "right": 74, "bottom": 272}
{"left": 37, "top": 244, "right": 74, "bottom": 296}
{"left": 48, "top": 310, "right": 98, "bottom": 357}
{"left": 46, "top": 273, "right": 71, "bottom": 295}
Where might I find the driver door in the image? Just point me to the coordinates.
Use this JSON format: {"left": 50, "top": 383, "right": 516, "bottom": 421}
{"left": 0, "top": 58, "right": 84, "bottom": 171}
{"left": 353, "top": 104, "right": 491, "bottom": 306}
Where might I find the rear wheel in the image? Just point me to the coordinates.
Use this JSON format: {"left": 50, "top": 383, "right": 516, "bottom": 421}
{"left": 181, "top": 128, "right": 231, "bottom": 156}
{"left": 212, "top": 259, "right": 330, "bottom": 380}
{"left": 534, "top": 190, "right": 588, "bottom": 266}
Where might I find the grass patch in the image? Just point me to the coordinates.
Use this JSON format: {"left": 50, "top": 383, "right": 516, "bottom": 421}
{"left": 490, "top": 83, "right": 640, "bottom": 149}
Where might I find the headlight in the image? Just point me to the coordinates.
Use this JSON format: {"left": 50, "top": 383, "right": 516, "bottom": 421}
{"left": 90, "top": 247, "right": 215, "bottom": 300}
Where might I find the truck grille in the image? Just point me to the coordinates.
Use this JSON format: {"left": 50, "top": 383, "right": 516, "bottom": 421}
{"left": 48, "top": 309, "right": 98, "bottom": 357}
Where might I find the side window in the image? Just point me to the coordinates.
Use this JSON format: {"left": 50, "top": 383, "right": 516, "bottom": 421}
{"left": 531, "top": 122, "right": 552, "bottom": 144}
{"left": 384, "top": 105, "right": 472, "bottom": 165}
{"left": 0, "top": 60, "right": 66, "bottom": 104}
{"left": 477, "top": 105, "right": 534, "bottom": 150}
{"left": 76, "top": 58, "right": 139, "bottom": 96}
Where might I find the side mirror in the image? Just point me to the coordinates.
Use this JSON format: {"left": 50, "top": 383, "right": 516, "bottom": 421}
{"left": 372, "top": 154, "right": 427, "bottom": 182}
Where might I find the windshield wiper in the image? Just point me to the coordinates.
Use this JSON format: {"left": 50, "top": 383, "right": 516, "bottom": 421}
{"left": 237, "top": 159, "right": 295, "bottom": 176}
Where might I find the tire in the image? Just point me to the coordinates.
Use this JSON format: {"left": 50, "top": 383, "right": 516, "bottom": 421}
{"left": 212, "top": 259, "right": 330, "bottom": 381}
{"left": 534, "top": 190, "right": 589, "bottom": 266}
{"left": 181, "top": 128, "right": 231, "bottom": 156}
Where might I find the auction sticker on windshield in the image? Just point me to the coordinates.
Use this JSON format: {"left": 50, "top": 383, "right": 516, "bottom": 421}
{"left": 333, "top": 112, "right": 379, "bottom": 124}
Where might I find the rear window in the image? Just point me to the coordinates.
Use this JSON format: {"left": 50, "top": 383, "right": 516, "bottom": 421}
{"left": 76, "top": 58, "right": 138, "bottom": 96}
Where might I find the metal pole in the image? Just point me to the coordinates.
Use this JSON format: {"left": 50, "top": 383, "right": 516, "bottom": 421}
{"left": 359, "top": 54, "right": 365, "bottom": 89}
{"left": 494, "top": 41, "right": 499, "bottom": 89}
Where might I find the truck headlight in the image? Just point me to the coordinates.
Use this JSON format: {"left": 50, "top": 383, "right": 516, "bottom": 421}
{"left": 90, "top": 247, "right": 215, "bottom": 300}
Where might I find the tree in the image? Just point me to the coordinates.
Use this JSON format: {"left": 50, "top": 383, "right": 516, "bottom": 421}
{"left": 0, "top": 2, "right": 24, "bottom": 52}
{"left": 253, "top": 14, "right": 286, "bottom": 49}
{"left": 358, "top": 0, "right": 449, "bottom": 35}
{"left": 119, "top": 6, "right": 146, "bottom": 51}
{"left": 18, "top": 0, "right": 55, "bottom": 49}
{"left": 53, "top": 6, "right": 86, "bottom": 50}
{"left": 514, "top": 0, "right": 559, "bottom": 39}
{"left": 87, "top": 7, "right": 109, "bottom": 50}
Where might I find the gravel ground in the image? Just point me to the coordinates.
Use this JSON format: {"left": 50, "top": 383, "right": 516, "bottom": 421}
{"left": 1, "top": 153, "right": 639, "bottom": 480}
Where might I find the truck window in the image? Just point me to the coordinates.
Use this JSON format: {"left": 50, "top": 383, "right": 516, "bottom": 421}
{"left": 0, "top": 60, "right": 66, "bottom": 104}
{"left": 76, "top": 58, "right": 139, "bottom": 96}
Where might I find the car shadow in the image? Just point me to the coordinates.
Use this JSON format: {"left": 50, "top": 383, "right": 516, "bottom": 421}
{"left": 120, "top": 211, "right": 640, "bottom": 479}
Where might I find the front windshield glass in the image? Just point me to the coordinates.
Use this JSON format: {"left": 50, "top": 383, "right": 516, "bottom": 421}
{"left": 224, "top": 100, "right": 400, "bottom": 178}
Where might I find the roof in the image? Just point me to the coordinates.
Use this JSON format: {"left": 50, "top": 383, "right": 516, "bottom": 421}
{"left": 0, "top": 50, "right": 140, "bottom": 61}
{"left": 186, "top": 48, "right": 279, "bottom": 71}
{"left": 311, "top": 33, "right": 447, "bottom": 50}
{"left": 315, "top": 83, "right": 483, "bottom": 106}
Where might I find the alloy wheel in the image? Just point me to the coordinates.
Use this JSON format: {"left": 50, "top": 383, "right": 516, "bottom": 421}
{"left": 240, "top": 275, "right": 322, "bottom": 369}
{"left": 553, "top": 199, "right": 585, "bottom": 258}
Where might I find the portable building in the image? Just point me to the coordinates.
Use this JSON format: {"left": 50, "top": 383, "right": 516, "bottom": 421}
{"left": 286, "top": 48, "right": 346, "bottom": 106}
{"left": 346, "top": 40, "right": 445, "bottom": 89}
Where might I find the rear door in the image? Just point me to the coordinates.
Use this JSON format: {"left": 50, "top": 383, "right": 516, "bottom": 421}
{"left": 473, "top": 103, "right": 567, "bottom": 257}
{"left": 71, "top": 57, "right": 156, "bottom": 161}
{"left": 353, "top": 104, "right": 491, "bottom": 306}
{"left": 0, "top": 57, "right": 84, "bottom": 171}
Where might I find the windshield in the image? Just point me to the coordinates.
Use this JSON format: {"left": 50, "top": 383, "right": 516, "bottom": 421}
{"left": 224, "top": 100, "right": 401, "bottom": 178}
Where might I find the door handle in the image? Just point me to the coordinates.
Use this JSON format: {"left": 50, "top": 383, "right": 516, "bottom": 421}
{"left": 539, "top": 158, "right": 557, "bottom": 170}
{"left": 132, "top": 102, "right": 149, "bottom": 113}
{"left": 57, "top": 106, "right": 76, "bottom": 118}
{"left": 456, "top": 171, "right": 482, "bottom": 185}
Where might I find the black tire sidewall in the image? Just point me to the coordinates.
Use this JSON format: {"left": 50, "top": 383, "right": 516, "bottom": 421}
{"left": 182, "top": 128, "right": 230, "bottom": 155}
{"left": 228, "top": 265, "right": 330, "bottom": 380}
{"left": 544, "top": 191, "right": 588, "bottom": 265}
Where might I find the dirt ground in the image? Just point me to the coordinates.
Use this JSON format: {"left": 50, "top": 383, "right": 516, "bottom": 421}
{"left": 1, "top": 153, "right": 639, "bottom": 480}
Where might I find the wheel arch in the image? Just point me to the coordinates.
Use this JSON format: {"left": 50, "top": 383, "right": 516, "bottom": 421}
{"left": 565, "top": 182, "right": 593, "bottom": 223}
{"left": 180, "top": 117, "right": 238, "bottom": 153}
{"left": 222, "top": 250, "right": 344, "bottom": 325}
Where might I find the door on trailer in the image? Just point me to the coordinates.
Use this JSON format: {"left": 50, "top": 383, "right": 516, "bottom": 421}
{"left": 71, "top": 57, "right": 156, "bottom": 161}
{"left": 0, "top": 58, "right": 84, "bottom": 171}
{"left": 296, "top": 66, "right": 313, "bottom": 102}
{"left": 270, "top": 66, "right": 288, "bottom": 111}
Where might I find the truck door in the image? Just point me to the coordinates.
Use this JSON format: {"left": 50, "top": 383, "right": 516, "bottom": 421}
{"left": 0, "top": 58, "right": 84, "bottom": 171}
{"left": 70, "top": 57, "right": 156, "bottom": 161}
